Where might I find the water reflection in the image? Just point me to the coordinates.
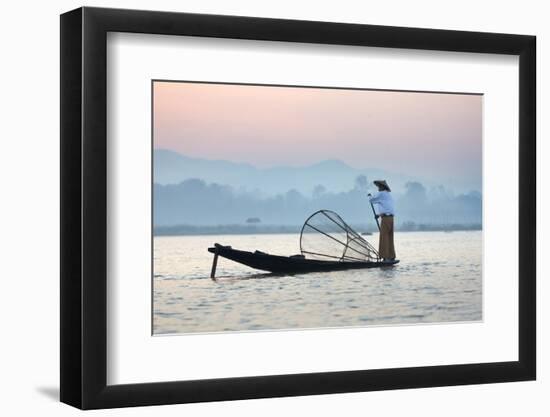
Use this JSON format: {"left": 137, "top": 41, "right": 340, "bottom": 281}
{"left": 153, "top": 231, "right": 482, "bottom": 334}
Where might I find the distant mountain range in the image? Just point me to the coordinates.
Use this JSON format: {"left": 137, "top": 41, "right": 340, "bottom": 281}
{"left": 154, "top": 149, "right": 417, "bottom": 196}
{"left": 153, "top": 149, "right": 482, "bottom": 227}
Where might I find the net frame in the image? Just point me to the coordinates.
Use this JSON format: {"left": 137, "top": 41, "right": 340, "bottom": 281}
{"left": 299, "top": 210, "right": 380, "bottom": 262}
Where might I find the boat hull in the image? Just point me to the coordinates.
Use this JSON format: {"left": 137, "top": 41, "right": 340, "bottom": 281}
{"left": 208, "top": 243, "right": 398, "bottom": 274}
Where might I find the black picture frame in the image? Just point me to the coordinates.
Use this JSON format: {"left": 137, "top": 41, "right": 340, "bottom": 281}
{"left": 60, "top": 6, "right": 536, "bottom": 410}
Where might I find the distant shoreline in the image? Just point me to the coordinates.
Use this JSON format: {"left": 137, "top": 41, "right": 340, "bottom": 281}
{"left": 153, "top": 223, "right": 482, "bottom": 237}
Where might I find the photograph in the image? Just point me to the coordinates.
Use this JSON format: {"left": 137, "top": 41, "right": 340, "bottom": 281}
{"left": 152, "top": 80, "right": 483, "bottom": 335}
{"left": 53, "top": 4, "right": 538, "bottom": 411}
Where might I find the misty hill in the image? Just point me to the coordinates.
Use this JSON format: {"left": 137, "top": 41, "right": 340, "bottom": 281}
{"left": 154, "top": 149, "right": 410, "bottom": 196}
{"left": 153, "top": 178, "right": 482, "bottom": 228}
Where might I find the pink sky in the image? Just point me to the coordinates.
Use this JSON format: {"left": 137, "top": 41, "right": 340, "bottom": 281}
{"left": 153, "top": 81, "right": 481, "bottom": 181}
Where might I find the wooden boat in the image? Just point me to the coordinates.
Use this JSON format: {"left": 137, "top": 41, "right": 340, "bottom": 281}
{"left": 208, "top": 210, "right": 399, "bottom": 278}
{"left": 208, "top": 243, "right": 398, "bottom": 277}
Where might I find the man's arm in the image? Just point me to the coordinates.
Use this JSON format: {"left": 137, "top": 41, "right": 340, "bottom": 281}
{"left": 368, "top": 193, "right": 382, "bottom": 203}
{"left": 368, "top": 193, "right": 381, "bottom": 218}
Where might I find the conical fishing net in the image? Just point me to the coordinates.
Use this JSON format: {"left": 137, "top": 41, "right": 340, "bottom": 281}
{"left": 300, "top": 210, "right": 379, "bottom": 262}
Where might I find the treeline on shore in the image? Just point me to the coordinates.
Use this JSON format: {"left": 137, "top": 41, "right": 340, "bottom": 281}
{"left": 154, "top": 222, "right": 481, "bottom": 236}
{"left": 154, "top": 177, "right": 482, "bottom": 228}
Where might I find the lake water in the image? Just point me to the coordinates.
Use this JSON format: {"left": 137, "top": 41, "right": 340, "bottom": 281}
{"left": 153, "top": 231, "right": 482, "bottom": 334}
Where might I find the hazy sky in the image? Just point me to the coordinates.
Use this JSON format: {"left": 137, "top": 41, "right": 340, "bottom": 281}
{"left": 153, "top": 81, "right": 482, "bottom": 183}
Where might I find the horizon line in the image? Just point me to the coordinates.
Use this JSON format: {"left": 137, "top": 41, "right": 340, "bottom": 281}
{"left": 154, "top": 147, "right": 386, "bottom": 172}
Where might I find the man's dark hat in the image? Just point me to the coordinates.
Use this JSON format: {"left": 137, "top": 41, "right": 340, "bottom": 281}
{"left": 373, "top": 180, "right": 391, "bottom": 192}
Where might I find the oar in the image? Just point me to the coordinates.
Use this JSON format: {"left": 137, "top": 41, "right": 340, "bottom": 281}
{"left": 367, "top": 194, "right": 381, "bottom": 232}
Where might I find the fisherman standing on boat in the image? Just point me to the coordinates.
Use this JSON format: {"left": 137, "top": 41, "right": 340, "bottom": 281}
{"left": 368, "top": 180, "right": 396, "bottom": 261}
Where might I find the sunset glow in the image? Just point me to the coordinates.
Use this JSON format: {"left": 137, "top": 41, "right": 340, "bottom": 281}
{"left": 153, "top": 81, "right": 482, "bottom": 185}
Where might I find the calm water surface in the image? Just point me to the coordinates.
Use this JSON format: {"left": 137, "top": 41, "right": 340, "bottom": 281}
{"left": 153, "top": 231, "right": 482, "bottom": 334}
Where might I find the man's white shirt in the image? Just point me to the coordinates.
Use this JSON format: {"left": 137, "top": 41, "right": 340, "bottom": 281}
{"left": 369, "top": 190, "right": 395, "bottom": 216}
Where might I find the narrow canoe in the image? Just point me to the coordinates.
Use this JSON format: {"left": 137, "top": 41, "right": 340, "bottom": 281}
{"left": 208, "top": 243, "right": 398, "bottom": 275}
